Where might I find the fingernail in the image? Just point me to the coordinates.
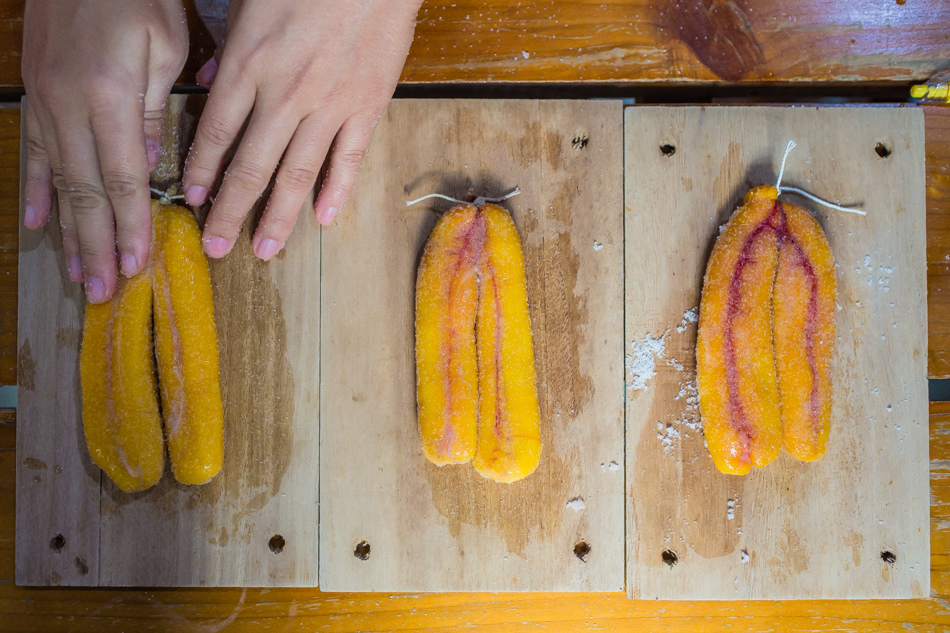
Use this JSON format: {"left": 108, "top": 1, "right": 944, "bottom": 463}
{"left": 146, "top": 140, "right": 160, "bottom": 171}
{"left": 24, "top": 205, "right": 37, "bottom": 228}
{"left": 317, "top": 206, "right": 338, "bottom": 225}
{"left": 196, "top": 57, "right": 219, "bottom": 88}
{"left": 120, "top": 252, "right": 138, "bottom": 277}
{"left": 203, "top": 236, "right": 231, "bottom": 258}
{"left": 186, "top": 185, "right": 209, "bottom": 206}
{"left": 66, "top": 256, "right": 83, "bottom": 282}
{"left": 84, "top": 277, "right": 106, "bottom": 303}
{"left": 255, "top": 238, "right": 281, "bottom": 261}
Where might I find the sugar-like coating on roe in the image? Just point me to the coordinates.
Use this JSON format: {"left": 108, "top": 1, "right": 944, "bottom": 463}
{"left": 81, "top": 264, "right": 165, "bottom": 492}
{"left": 698, "top": 186, "right": 836, "bottom": 475}
{"left": 152, "top": 201, "right": 224, "bottom": 486}
{"left": 415, "top": 203, "right": 541, "bottom": 483}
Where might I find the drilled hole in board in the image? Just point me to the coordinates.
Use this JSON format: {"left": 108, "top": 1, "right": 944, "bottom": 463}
{"left": 660, "top": 144, "right": 676, "bottom": 157}
{"left": 662, "top": 549, "right": 678, "bottom": 567}
{"left": 573, "top": 541, "right": 591, "bottom": 562}
{"left": 881, "top": 550, "right": 897, "bottom": 565}
{"left": 49, "top": 534, "right": 65, "bottom": 553}
{"left": 268, "top": 534, "right": 285, "bottom": 554}
{"left": 572, "top": 134, "right": 589, "bottom": 150}
{"left": 875, "top": 142, "right": 892, "bottom": 159}
{"left": 354, "top": 541, "right": 371, "bottom": 561}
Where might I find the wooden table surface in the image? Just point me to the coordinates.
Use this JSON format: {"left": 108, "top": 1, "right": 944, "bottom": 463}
{"left": 3, "top": 0, "right": 950, "bottom": 629}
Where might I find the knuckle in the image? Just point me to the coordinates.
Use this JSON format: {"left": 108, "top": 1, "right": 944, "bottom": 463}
{"left": 66, "top": 179, "right": 108, "bottom": 216}
{"left": 102, "top": 170, "right": 143, "bottom": 206}
{"left": 31, "top": 72, "right": 64, "bottom": 102}
{"left": 335, "top": 149, "right": 366, "bottom": 173}
{"left": 25, "top": 133, "right": 47, "bottom": 159}
{"left": 200, "top": 116, "right": 237, "bottom": 149}
{"left": 154, "top": 44, "right": 188, "bottom": 79}
{"left": 51, "top": 170, "right": 67, "bottom": 192}
{"left": 260, "top": 206, "right": 297, "bottom": 237}
{"left": 279, "top": 164, "right": 319, "bottom": 191}
{"left": 226, "top": 161, "right": 271, "bottom": 194}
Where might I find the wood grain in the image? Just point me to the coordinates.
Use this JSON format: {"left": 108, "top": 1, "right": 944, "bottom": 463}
{"left": 15, "top": 99, "right": 98, "bottom": 586}
{"left": 16, "top": 95, "right": 321, "bottom": 587}
{"left": 0, "top": 0, "right": 949, "bottom": 87}
{"left": 625, "top": 106, "right": 929, "bottom": 599}
{"left": 925, "top": 106, "right": 950, "bottom": 378}
{"left": 319, "top": 99, "right": 625, "bottom": 592}
{"left": 3, "top": 407, "right": 950, "bottom": 629}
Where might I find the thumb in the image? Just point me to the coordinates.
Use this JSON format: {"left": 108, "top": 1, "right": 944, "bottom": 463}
{"left": 196, "top": 56, "right": 219, "bottom": 90}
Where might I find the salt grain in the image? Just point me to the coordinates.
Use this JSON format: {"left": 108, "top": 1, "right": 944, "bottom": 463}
{"left": 626, "top": 331, "right": 667, "bottom": 391}
{"left": 566, "top": 497, "right": 585, "bottom": 512}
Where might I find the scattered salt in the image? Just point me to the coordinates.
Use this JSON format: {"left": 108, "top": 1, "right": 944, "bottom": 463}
{"left": 593, "top": 241, "right": 603, "bottom": 251}
{"left": 676, "top": 307, "right": 699, "bottom": 333}
{"left": 626, "top": 330, "right": 667, "bottom": 391}
{"left": 608, "top": 461, "right": 620, "bottom": 471}
{"left": 566, "top": 497, "right": 585, "bottom": 512}
{"left": 727, "top": 499, "right": 735, "bottom": 520}
{"left": 741, "top": 550, "right": 750, "bottom": 564}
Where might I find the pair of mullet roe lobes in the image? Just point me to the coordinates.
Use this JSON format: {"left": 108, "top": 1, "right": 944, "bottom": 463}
{"left": 415, "top": 203, "right": 541, "bottom": 484}
{"left": 81, "top": 201, "right": 223, "bottom": 492}
{"left": 698, "top": 186, "right": 836, "bottom": 476}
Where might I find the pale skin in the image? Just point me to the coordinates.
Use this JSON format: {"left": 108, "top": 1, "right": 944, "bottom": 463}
{"left": 22, "top": 0, "right": 423, "bottom": 303}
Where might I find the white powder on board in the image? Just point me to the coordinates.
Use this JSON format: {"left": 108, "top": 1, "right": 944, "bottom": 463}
{"left": 676, "top": 307, "right": 699, "bottom": 333}
{"left": 626, "top": 330, "right": 667, "bottom": 391}
{"left": 566, "top": 497, "right": 586, "bottom": 512}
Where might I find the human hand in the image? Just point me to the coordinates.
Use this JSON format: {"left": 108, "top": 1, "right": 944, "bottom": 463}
{"left": 22, "top": 0, "right": 189, "bottom": 303}
{"left": 182, "top": 0, "right": 422, "bottom": 262}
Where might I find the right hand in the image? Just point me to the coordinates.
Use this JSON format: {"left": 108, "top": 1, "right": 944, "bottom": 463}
{"left": 22, "top": 0, "right": 189, "bottom": 303}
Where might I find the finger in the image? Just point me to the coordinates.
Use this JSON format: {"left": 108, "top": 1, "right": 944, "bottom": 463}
{"left": 90, "top": 96, "right": 152, "bottom": 278}
{"left": 251, "top": 114, "right": 336, "bottom": 260}
{"left": 143, "top": 46, "right": 184, "bottom": 172}
{"left": 313, "top": 115, "right": 377, "bottom": 226}
{"left": 55, "top": 185, "right": 84, "bottom": 283}
{"left": 196, "top": 56, "right": 218, "bottom": 89}
{"left": 201, "top": 105, "right": 297, "bottom": 258}
{"left": 55, "top": 122, "right": 118, "bottom": 303}
{"left": 23, "top": 103, "right": 54, "bottom": 230}
{"left": 32, "top": 111, "right": 83, "bottom": 283}
{"left": 182, "top": 65, "right": 255, "bottom": 207}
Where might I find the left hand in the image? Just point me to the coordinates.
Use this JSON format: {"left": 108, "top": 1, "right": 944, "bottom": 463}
{"left": 183, "top": 0, "right": 423, "bottom": 261}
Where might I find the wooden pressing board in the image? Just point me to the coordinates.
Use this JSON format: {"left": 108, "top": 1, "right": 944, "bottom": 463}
{"left": 17, "top": 99, "right": 928, "bottom": 597}
{"left": 319, "top": 100, "right": 626, "bottom": 592}
{"left": 624, "top": 106, "right": 929, "bottom": 599}
{"left": 16, "top": 95, "right": 321, "bottom": 587}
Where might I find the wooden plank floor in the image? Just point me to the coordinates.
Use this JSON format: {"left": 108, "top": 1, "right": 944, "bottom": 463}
{"left": 1, "top": 407, "right": 949, "bottom": 630}
{"left": 0, "top": 0, "right": 948, "bottom": 87}
{"left": 2, "top": 93, "right": 949, "bottom": 630}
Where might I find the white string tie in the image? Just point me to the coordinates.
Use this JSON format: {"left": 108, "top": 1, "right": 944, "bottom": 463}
{"left": 775, "top": 141, "right": 866, "bottom": 216}
{"left": 150, "top": 187, "right": 186, "bottom": 205}
{"left": 406, "top": 186, "right": 521, "bottom": 208}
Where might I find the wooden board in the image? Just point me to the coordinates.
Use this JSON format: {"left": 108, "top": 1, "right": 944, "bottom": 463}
{"left": 15, "top": 95, "right": 321, "bottom": 587}
{"left": 5, "top": 407, "right": 950, "bottom": 631}
{"left": 319, "top": 100, "right": 625, "bottom": 592}
{"left": 624, "top": 106, "right": 929, "bottom": 600}
{"left": 6, "top": 108, "right": 950, "bottom": 385}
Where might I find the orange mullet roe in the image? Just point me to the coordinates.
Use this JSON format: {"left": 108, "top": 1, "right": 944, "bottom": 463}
{"left": 415, "top": 203, "right": 541, "bottom": 483}
{"left": 81, "top": 201, "right": 223, "bottom": 492}
{"left": 697, "top": 186, "right": 836, "bottom": 475}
